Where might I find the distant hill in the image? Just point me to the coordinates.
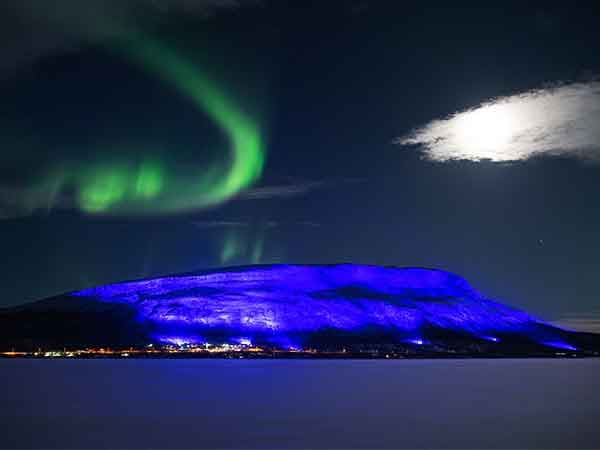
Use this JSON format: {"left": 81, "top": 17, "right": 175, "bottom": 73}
{"left": 1, "top": 264, "right": 599, "bottom": 356}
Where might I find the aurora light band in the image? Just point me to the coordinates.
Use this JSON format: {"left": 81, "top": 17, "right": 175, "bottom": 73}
{"left": 33, "top": 34, "right": 265, "bottom": 215}
{"left": 70, "top": 264, "right": 578, "bottom": 351}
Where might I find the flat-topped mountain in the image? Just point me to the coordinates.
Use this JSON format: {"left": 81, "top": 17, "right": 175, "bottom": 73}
{"left": 1, "top": 264, "right": 599, "bottom": 356}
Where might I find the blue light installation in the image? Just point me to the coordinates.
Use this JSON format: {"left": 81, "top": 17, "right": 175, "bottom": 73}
{"left": 541, "top": 341, "right": 578, "bottom": 351}
{"left": 70, "top": 264, "right": 576, "bottom": 350}
{"left": 153, "top": 335, "right": 205, "bottom": 346}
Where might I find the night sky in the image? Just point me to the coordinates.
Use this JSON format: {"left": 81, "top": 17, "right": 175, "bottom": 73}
{"left": 1, "top": 1, "right": 599, "bottom": 331}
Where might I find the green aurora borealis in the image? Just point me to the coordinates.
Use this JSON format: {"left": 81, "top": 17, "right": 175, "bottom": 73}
{"left": 26, "top": 35, "right": 266, "bottom": 216}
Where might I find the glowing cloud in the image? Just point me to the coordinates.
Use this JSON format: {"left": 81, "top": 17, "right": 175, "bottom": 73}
{"left": 395, "top": 81, "right": 600, "bottom": 162}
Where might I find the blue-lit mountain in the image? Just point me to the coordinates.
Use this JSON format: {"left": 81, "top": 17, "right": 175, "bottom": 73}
{"left": 1, "top": 264, "right": 599, "bottom": 355}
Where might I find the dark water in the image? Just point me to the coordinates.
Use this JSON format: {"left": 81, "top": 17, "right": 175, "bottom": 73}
{"left": 1, "top": 358, "right": 599, "bottom": 449}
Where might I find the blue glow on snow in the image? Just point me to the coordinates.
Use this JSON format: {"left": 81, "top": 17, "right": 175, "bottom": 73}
{"left": 542, "top": 341, "right": 577, "bottom": 351}
{"left": 70, "top": 264, "right": 575, "bottom": 349}
{"left": 481, "top": 336, "right": 500, "bottom": 342}
{"left": 232, "top": 337, "right": 252, "bottom": 346}
{"left": 153, "top": 335, "right": 205, "bottom": 346}
{"left": 268, "top": 335, "right": 302, "bottom": 351}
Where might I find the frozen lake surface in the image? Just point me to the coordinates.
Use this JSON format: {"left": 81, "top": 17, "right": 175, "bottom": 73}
{"left": 1, "top": 358, "right": 599, "bottom": 448}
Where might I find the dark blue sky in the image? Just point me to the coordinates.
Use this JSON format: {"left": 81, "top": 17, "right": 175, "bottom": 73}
{"left": 1, "top": 1, "right": 599, "bottom": 329}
